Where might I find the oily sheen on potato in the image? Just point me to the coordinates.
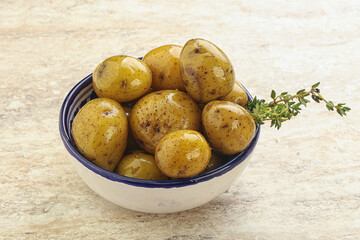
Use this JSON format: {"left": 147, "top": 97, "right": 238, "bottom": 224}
{"left": 129, "top": 90, "right": 201, "bottom": 154}
{"left": 179, "top": 38, "right": 235, "bottom": 103}
{"left": 72, "top": 98, "right": 128, "bottom": 171}
{"left": 202, "top": 100, "right": 256, "bottom": 155}
{"left": 93, "top": 55, "right": 152, "bottom": 102}
{"left": 155, "top": 130, "right": 211, "bottom": 178}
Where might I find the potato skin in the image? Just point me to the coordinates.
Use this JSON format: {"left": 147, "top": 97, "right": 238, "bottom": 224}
{"left": 93, "top": 55, "right": 152, "bottom": 102}
{"left": 143, "top": 45, "right": 185, "bottom": 91}
{"left": 219, "top": 81, "right": 248, "bottom": 107}
{"left": 179, "top": 38, "right": 235, "bottom": 103}
{"left": 72, "top": 98, "right": 128, "bottom": 171}
{"left": 115, "top": 152, "right": 168, "bottom": 180}
{"left": 155, "top": 130, "right": 211, "bottom": 178}
{"left": 202, "top": 100, "right": 255, "bottom": 155}
{"left": 130, "top": 90, "right": 201, "bottom": 154}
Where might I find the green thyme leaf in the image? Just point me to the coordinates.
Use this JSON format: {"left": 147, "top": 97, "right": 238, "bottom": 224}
{"left": 271, "top": 90, "right": 276, "bottom": 99}
{"left": 312, "top": 82, "right": 320, "bottom": 89}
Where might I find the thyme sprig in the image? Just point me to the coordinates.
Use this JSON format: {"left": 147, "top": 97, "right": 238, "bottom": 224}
{"left": 245, "top": 82, "right": 351, "bottom": 129}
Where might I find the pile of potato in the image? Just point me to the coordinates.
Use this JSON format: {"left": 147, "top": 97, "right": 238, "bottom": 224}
{"left": 72, "top": 38, "right": 256, "bottom": 180}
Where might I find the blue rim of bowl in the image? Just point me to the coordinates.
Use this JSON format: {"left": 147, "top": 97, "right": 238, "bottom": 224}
{"left": 59, "top": 74, "right": 260, "bottom": 188}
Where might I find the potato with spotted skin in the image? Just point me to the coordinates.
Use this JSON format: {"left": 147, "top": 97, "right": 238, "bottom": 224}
{"left": 130, "top": 90, "right": 201, "bottom": 154}
{"left": 219, "top": 81, "right": 248, "bottom": 107}
{"left": 93, "top": 55, "right": 152, "bottom": 102}
{"left": 155, "top": 130, "right": 211, "bottom": 178}
{"left": 202, "top": 100, "right": 255, "bottom": 155}
{"left": 72, "top": 98, "right": 128, "bottom": 171}
{"left": 143, "top": 45, "right": 185, "bottom": 91}
{"left": 116, "top": 152, "right": 168, "bottom": 180}
{"left": 179, "top": 38, "right": 235, "bottom": 103}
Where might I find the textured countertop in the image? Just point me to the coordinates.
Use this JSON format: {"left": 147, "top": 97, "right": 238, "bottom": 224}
{"left": 1, "top": 1, "right": 359, "bottom": 239}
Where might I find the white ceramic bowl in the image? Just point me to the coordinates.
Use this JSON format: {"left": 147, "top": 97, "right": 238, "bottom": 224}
{"left": 59, "top": 74, "right": 260, "bottom": 213}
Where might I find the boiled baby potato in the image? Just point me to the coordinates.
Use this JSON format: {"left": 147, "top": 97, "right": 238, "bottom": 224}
{"left": 93, "top": 55, "right": 152, "bottom": 102}
{"left": 72, "top": 98, "right": 128, "bottom": 171}
{"left": 179, "top": 38, "right": 235, "bottom": 103}
{"left": 130, "top": 90, "right": 201, "bottom": 154}
{"left": 202, "top": 100, "right": 255, "bottom": 155}
{"left": 143, "top": 45, "right": 185, "bottom": 91}
{"left": 155, "top": 130, "right": 211, "bottom": 178}
{"left": 219, "top": 81, "right": 248, "bottom": 107}
{"left": 115, "top": 152, "right": 168, "bottom": 180}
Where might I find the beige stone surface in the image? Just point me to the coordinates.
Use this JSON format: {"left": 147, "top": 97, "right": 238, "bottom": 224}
{"left": 1, "top": 0, "right": 359, "bottom": 239}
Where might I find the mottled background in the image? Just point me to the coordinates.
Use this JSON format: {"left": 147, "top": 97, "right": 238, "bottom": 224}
{"left": 0, "top": 0, "right": 359, "bottom": 239}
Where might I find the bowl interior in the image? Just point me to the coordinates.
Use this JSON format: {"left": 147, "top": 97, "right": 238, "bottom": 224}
{"left": 59, "top": 74, "right": 260, "bottom": 188}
